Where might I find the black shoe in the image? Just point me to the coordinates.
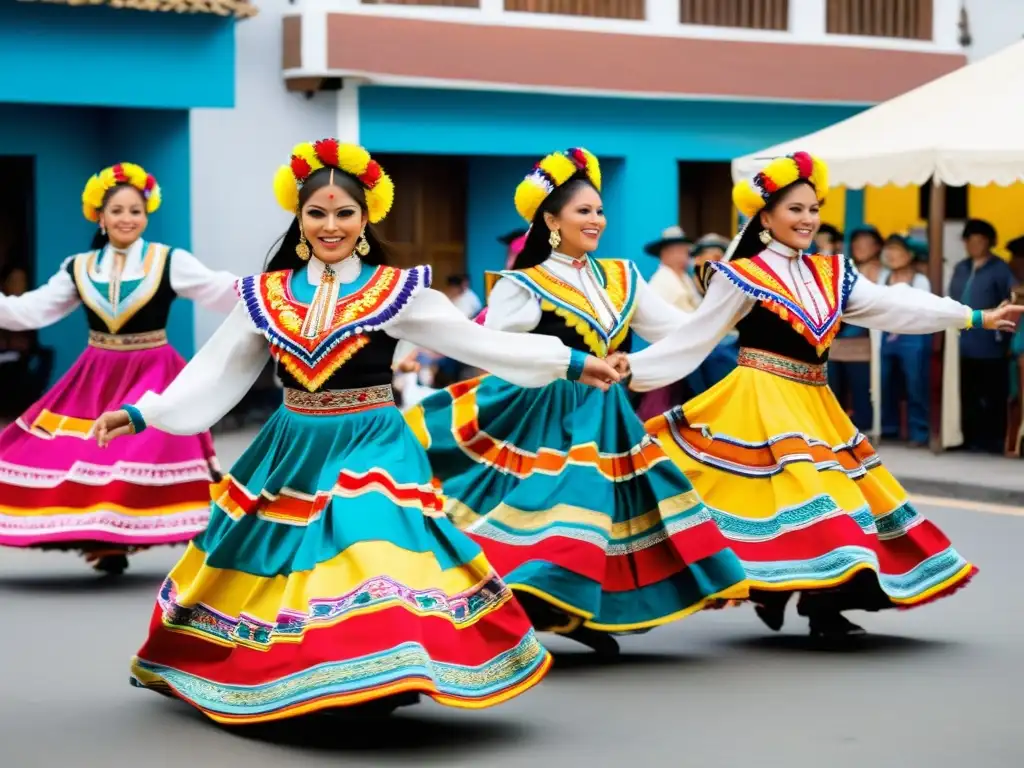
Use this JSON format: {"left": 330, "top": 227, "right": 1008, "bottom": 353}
{"left": 754, "top": 602, "right": 786, "bottom": 632}
{"left": 565, "top": 626, "right": 620, "bottom": 657}
{"left": 808, "top": 613, "right": 866, "bottom": 639}
{"left": 94, "top": 554, "right": 129, "bottom": 576}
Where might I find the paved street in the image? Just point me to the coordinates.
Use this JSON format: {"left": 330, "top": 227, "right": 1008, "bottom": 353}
{"left": 1, "top": 431, "right": 1022, "bottom": 768}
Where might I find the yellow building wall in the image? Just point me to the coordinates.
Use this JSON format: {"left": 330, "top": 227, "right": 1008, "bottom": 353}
{"left": 864, "top": 184, "right": 920, "bottom": 237}
{"left": 968, "top": 183, "right": 1024, "bottom": 261}
{"left": 820, "top": 185, "right": 846, "bottom": 231}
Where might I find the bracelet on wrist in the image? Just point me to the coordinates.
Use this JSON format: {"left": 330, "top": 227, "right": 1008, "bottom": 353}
{"left": 122, "top": 404, "right": 147, "bottom": 434}
{"left": 566, "top": 349, "right": 587, "bottom": 382}
{"left": 972, "top": 309, "right": 984, "bottom": 330}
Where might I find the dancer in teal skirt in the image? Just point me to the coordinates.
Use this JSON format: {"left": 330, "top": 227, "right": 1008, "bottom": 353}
{"left": 93, "top": 139, "right": 621, "bottom": 724}
{"left": 406, "top": 148, "right": 749, "bottom": 657}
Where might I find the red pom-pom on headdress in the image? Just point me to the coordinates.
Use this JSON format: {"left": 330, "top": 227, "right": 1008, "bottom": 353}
{"left": 314, "top": 139, "right": 340, "bottom": 168}
{"left": 290, "top": 155, "right": 313, "bottom": 182}
{"left": 359, "top": 160, "right": 383, "bottom": 189}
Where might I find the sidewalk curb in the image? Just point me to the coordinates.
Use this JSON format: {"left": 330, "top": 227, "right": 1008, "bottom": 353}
{"left": 898, "top": 476, "right": 1024, "bottom": 507}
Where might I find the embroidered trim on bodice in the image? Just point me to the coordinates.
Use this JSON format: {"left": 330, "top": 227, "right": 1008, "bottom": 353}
{"left": 72, "top": 242, "right": 170, "bottom": 334}
{"left": 485, "top": 258, "right": 639, "bottom": 355}
{"left": 237, "top": 264, "right": 430, "bottom": 392}
{"left": 711, "top": 253, "right": 857, "bottom": 355}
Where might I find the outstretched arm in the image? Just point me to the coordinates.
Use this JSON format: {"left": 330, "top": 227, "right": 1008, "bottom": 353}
{"left": 169, "top": 249, "right": 240, "bottom": 314}
{"left": 629, "top": 275, "right": 694, "bottom": 343}
{"left": 844, "top": 276, "right": 1023, "bottom": 333}
{"left": 627, "top": 277, "right": 752, "bottom": 392}
{"left": 96, "top": 304, "right": 268, "bottom": 442}
{"left": 0, "top": 259, "right": 81, "bottom": 331}
{"left": 385, "top": 288, "right": 619, "bottom": 390}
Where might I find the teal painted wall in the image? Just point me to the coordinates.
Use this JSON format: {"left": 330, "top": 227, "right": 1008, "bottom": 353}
{"left": 359, "top": 87, "right": 864, "bottom": 298}
{"left": 0, "top": 3, "right": 235, "bottom": 109}
{"left": 0, "top": 104, "right": 194, "bottom": 383}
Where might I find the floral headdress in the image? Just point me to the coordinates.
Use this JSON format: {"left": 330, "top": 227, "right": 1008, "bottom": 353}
{"left": 733, "top": 151, "right": 829, "bottom": 219}
{"left": 81, "top": 163, "right": 161, "bottom": 223}
{"left": 514, "top": 147, "right": 602, "bottom": 223}
{"left": 272, "top": 139, "right": 394, "bottom": 223}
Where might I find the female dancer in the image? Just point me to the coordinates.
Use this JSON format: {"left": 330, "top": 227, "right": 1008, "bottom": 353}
{"left": 406, "top": 148, "right": 748, "bottom": 657}
{"left": 0, "top": 163, "right": 236, "bottom": 575}
{"left": 93, "top": 140, "right": 620, "bottom": 723}
{"left": 628, "top": 152, "right": 1023, "bottom": 638}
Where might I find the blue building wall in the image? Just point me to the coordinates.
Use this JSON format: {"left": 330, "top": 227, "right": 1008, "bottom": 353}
{"left": 0, "top": 104, "right": 195, "bottom": 380}
{"left": 360, "top": 86, "right": 865, "bottom": 298}
{"left": 0, "top": 3, "right": 235, "bottom": 109}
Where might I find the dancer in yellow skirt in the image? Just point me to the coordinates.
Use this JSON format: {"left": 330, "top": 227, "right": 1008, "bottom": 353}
{"left": 626, "top": 151, "right": 1024, "bottom": 639}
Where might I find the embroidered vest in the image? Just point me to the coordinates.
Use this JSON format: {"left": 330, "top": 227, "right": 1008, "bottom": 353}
{"left": 66, "top": 242, "right": 176, "bottom": 335}
{"left": 710, "top": 252, "right": 858, "bottom": 358}
{"left": 484, "top": 258, "right": 639, "bottom": 356}
{"left": 237, "top": 264, "right": 430, "bottom": 393}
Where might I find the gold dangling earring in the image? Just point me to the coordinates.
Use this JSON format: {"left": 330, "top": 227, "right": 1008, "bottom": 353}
{"left": 356, "top": 230, "right": 371, "bottom": 257}
{"left": 295, "top": 224, "right": 311, "bottom": 261}
{"left": 759, "top": 229, "right": 773, "bottom": 246}
{"left": 549, "top": 229, "right": 561, "bottom": 249}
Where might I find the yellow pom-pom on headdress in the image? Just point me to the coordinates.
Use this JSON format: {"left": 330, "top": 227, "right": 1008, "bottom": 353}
{"left": 81, "top": 162, "right": 161, "bottom": 223}
{"left": 273, "top": 138, "right": 394, "bottom": 224}
{"left": 733, "top": 151, "right": 829, "bottom": 219}
{"left": 514, "top": 147, "right": 602, "bottom": 223}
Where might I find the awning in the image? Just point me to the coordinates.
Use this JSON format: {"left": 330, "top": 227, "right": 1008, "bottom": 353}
{"left": 732, "top": 40, "right": 1024, "bottom": 188}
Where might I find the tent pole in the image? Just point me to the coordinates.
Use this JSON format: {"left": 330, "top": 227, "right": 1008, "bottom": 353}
{"left": 927, "top": 180, "right": 947, "bottom": 453}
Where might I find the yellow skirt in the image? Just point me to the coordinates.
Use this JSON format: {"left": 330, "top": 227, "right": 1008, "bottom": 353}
{"left": 644, "top": 350, "right": 975, "bottom": 609}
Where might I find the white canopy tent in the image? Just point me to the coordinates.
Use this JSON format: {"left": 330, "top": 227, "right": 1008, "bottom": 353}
{"left": 732, "top": 39, "right": 1024, "bottom": 188}
{"left": 730, "top": 40, "right": 1024, "bottom": 452}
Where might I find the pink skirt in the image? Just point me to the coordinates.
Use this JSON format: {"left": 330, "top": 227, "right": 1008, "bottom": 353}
{"left": 0, "top": 343, "right": 217, "bottom": 550}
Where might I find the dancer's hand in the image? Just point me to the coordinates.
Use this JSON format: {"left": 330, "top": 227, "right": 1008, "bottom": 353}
{"left": 94, "top": 410, "right": 133, "bottom": 448}
{"left": 983, "top": 304, "right": 1024, "bottom": 331}
{"left": 580, "top": 356, "right": 621, "bottom": 392}
{"left": 395, "top": 353, "right": 420, "bottom": 374}
{"left": 605, "top": 351, "right": 632, "bottom": 378}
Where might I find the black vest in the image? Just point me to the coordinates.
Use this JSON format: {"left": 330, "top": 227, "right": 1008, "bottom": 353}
{"left": 530, "top": 309, "right": 633, "bottom": 354}
{"left": 67, "top": 249, "right": 177, "bottom": 335}
{"left": 274, "top": 331, "right": 399, "bottom": 392}
{"left": 736, "top": 302, "right": 829, "bottom": 363}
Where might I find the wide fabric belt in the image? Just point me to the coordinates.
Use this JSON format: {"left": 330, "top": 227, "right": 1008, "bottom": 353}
{"left": 88, "top": 330, "right": 168, "bottom": 351}
{"left": 283, "top": 385, "right": 395, "bottom": 415}
{"left": 737, "top": 347, "right": 828, "bottom": 387}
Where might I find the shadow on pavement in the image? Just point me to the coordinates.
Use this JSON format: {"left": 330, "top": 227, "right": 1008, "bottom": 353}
{"left": 216, "top": 711, "right": 532, "bottom": 753}
{"left": 723, "top": 632, "right": 956, "bottom": 655}
{"left": 0, "top": 571, "right": 162, "bottom": 593}
{"left": 548, "top": 651, "right": 700, "bottom": 674}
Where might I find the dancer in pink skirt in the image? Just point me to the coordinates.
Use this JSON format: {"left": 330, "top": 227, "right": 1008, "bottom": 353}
{"left": 0, "top": 163, "right": 237, "bottom": 575}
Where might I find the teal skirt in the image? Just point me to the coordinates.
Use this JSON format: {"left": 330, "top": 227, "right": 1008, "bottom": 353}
{"left": 129, "top": 400, "right": 551, "bottom": 724}
{"left": 406, "top": 375, "right": 749, "bottom": 634}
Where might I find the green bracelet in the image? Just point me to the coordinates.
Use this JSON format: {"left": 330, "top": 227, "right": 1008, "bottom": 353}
{"left": 971, "top": 309, "right": 984, "bottom": 330}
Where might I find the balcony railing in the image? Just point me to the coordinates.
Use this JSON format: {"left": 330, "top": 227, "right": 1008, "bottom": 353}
{"left": 504, "top": 0, "right": 644, "bottom": 19}
{"left": 362, "top": 0, "right": 480, "bottom": 7}
{"left": 826, "top": 0, "right": 933, "bottom": 40}
{"left": 680, "top": 0, "right": 789, "bottom": 30}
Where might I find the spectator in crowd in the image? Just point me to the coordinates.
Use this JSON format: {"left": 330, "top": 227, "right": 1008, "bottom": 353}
{"left": 948, "top": 218, "right": 1016, "bottom": 453}
{"left": 645, "top": 225, "right": 700, "bottom": 313}
{"left": 444, "top": 273, "right": 482, "bottom": 318}
{"left": 1004, "top": 235, "right": 1024, "bottom": 455}
{"left": 878, "top": 235, "right": 932, "bottom": 447}
{"left": 814, "top": 223, "right": 843, "bottom": 255}
{"left": 690, "top": 232, "right": 730, "bottom": 278}
{"left": 829, "top": 226, "right": 884, "bottom": 432}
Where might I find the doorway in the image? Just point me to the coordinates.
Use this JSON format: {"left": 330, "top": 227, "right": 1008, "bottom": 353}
{"left": 372, "top": 154, "right": 468, "bottom": 287}
{"left": 678, "top": 161, "right": 734, "bottom": 239}
{"left": 0, "top": 156, "right": 47, "bottom": 418}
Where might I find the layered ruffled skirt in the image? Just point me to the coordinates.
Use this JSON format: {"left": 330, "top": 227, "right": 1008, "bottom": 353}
{"left": 0, "top": 343, "right": 216, "bottom": 553}
{"left": 644, "top": 351, "right": 976, "bottom": 611}
{"left": 405, "top": 376, "right": 749, "bottom": 634}
{"left": 130, "top": 398, "right": 550, "bottom": 724}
